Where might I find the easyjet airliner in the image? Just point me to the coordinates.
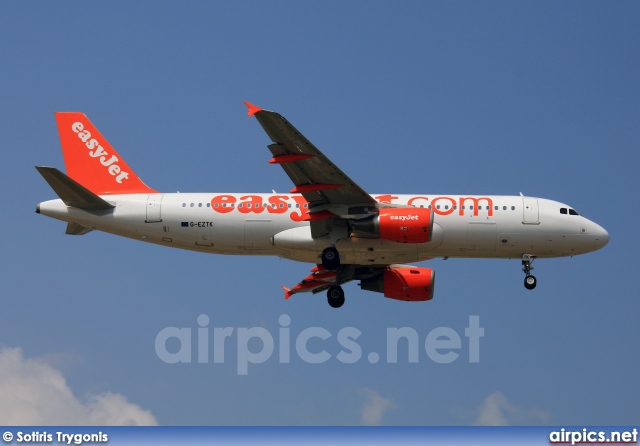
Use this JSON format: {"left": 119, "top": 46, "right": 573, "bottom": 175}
{"left": 36, "top": 103, "right": 609, "bottom": 308}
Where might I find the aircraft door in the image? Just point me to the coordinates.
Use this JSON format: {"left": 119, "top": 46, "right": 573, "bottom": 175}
{"left": 195, "top": 224, "right": 213, "bottom": 246}
{"left": 522, "top": 197, "right": 539, "bottom": 224}
{"left": 146, "top": 194, "right": 163, "bottom": 222}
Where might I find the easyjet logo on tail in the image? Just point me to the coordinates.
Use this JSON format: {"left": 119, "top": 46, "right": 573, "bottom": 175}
{"left": 71, "top": 122, "right": 129, "bottom": 184}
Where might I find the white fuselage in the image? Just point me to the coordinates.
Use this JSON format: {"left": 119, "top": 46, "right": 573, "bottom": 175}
{"left": 38, "top": 192, "right": 609, "bottom": 265}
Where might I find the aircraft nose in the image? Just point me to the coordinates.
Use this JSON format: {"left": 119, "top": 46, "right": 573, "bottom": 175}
{"left": 593, "top": 224, "right": 609, "bottom": 249}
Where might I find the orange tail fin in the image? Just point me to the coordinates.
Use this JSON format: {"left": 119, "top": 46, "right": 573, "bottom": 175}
{"left": 54, "top": 112, "right": 156, "bottom": 195}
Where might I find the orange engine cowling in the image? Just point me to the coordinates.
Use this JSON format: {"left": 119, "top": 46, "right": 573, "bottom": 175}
{"left": 360, "top": 267, "right": 435, "bottom": 301}
{"left": 379, "top": 207, "right": 434, "bottom": 243}
{"left": 384, "top": 267, "right": 435, "bottom": 301}
{"left": 351, "top": 207, "right": 434, "bottom": 243}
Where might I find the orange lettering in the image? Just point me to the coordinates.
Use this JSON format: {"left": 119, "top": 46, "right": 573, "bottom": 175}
{"left": 431, "top": 196, "right": 456, "bottom": 215}
{"left": 211, "top": 195, "right": 236, "bottom": 214}
{"left": 267, "top": 195, "right": 289, "bottom": 214}
{"left": 238, "top": 195, "right": 264, "bottom": 214}
{"left": 289, "top": 195, "right": 309, "bottom": 222}
{"left": 375, "top": 194, "right": 398, "bottom": 204}
{"left": 459, "top": 197, "right": 493, "bottom": 216}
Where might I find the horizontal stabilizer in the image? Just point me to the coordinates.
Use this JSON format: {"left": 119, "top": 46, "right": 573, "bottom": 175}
{"left": 65, "top": 222, "right": 94, "bottom": 235}
{"left": 35, "top": 166, "right": 115, "bottom": 211}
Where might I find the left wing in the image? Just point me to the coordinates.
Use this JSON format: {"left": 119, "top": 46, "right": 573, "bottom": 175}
{"left": 245, "top": 102, "right": 377, "bottom": 216}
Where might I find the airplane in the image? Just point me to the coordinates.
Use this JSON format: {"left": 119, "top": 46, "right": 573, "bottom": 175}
{"left": 35, "top": 103, "right": 609, "bottom": 308}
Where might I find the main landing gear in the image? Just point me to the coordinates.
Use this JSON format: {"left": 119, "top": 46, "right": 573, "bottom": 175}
{"left": 327, "top": 285, "right": 345, "bottom": 308}
{"left": 522, "top": 254, "right": 537, "bottom": 290}
{"left": 322, "top": 246, "right": 344, "bottom": 307}
{"left": 321, "top": 246, "right": 340, "bottom": 270}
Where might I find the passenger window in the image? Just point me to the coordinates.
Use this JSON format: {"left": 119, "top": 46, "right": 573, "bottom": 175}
{"left": 511, "top": 206, "right": 515, "bottom": 210}
{"left": 560, "top": 208, "right": 567, "bottom": 214}
{"left": 503, "top": 206, "right": 507, "bottom": 210}
{"left": 182, "top": 203, "right": 186, "bottom": 207}
{"left": 190, "top": 203, "right": 194, "bottom": 207}
{"left": 198, "top": 203, "right": 202, "bottom": 208}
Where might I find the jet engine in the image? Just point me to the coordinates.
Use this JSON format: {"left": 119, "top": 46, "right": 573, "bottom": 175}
{"left": 351, "top": 207, "right": 434, "bottom": 243}
{"left": 360, "top": 266, "right": 435, "bottom": 301}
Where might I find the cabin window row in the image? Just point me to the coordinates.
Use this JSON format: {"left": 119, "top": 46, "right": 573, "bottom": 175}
{"left": 179, "top": 202, "right": 521, "bottom": 212}
{"left": 181, "top": 203, "right": 211, "bottom": 208}
{"left": 181, "top": 202, "right": 310, "bottom": 209}
{"left": 416, "top": 204, "right": 517, "bottom": 211}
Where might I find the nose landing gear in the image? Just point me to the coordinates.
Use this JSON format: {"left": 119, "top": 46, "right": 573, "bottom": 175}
{"left": 522, "top": 254, "right": 537, "bottom": 290}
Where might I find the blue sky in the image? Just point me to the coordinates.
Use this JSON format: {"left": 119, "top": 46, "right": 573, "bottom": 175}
{"left": 1, "top": 1, "right": 638, "bottom": 425}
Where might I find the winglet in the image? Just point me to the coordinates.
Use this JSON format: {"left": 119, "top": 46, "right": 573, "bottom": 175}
{"left": 281, "top": 286, "right": 292, "bottom": 300}
{"left": 244, "top": 101, "right": 263, "bottom": 117}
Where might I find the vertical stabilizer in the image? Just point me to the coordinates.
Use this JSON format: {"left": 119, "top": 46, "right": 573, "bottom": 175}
{"left": 54, "top": 112, "right": 156, "bottom": 195}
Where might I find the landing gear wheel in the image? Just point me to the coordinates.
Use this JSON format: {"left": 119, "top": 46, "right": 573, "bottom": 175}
{"left": 327, "top": 285, "right": 345, "bottom": 308}
{"left": 524, "top": 275, "right": 537, "bottom": 290}
{"left": 321, "top": 247, "right": 340, "bottom": 270}
{"left": 521, "top": 254, "right": 537, "bottom": 290}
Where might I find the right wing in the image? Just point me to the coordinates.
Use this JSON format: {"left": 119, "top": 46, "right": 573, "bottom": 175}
{"left": 281, "top": 265, "right": 342, "bottom": 299}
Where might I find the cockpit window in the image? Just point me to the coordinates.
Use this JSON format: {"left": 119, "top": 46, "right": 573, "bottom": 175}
{"left": 560, "top": 207, "right": 580, "bottom": 216}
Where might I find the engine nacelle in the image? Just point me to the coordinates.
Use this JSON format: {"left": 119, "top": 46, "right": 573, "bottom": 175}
{"left": 360, "top": 266, "right": 435, "bottom": 301}
{"left": 352, "top": 207, "right": 434, "bottom": 243}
